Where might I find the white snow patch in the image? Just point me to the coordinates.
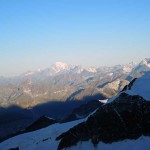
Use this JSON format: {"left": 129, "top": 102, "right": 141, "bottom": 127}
{"left": 24, "top": 72, "right": 34, "bottom": 76}
{"left": 129, "top": 72, "right": 150, "bottom": 100}
{"left": 53, "top": 89, "right": 68, "bottom": 94}
{"left": 24, "top": 89, "right": 31, "bottom": 94}
{"left": 87, "top": 67, "right": 97, "bottom": 73}
{"left": 141, "top": 58, "right": 150, "bottom": 67}
{"left": 99, "top": 99, "right": 108, "bottom": 103}
{"left": 108, "top": 73, "right": 113, "bottom": 76}
{"left": 69, "top": 136, "right": 150, "bottom": 150}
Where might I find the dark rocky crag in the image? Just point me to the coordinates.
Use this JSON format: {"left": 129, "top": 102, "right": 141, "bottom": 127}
{"left": 56, "top": 93, "right": 150, "bottom": 150}
{"left": 62, "top": 100, "right": 103, "bottom": 123}
{"left": 1, "top": 116, "right": 57, "bottom": 143}
{"left": 24, "top": 116, "right": 57, "bottom": 133}
{"left": 122, "top": 78, "right": 137, "bottom": 91}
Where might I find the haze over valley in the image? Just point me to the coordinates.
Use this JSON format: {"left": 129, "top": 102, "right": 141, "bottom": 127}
{"left": 1, "top": 1, "right": 150, "bottom": 150}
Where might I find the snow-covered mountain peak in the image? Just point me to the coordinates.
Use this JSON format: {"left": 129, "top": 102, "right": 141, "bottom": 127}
{"left": 140, "top": 58, "right": 150, "bottom": 67}
{"left": 37, "top": 68, "right": 42, "bottom": 72}
{"left": 122, "top": 62, "right": 136, "bottom": 73}
{"left": 129, "top": 58, "right": 150, "bottom": 76}
{"left": 51, "top": 61, "right": 70, "bottom": 73}
{"left": 52, "top": 61, "right": 69, "bottom": 69}
{"left": 70, "top": 65, "right": 84, "bottom": 74}
{"left": 129, "top": 71, "right": 150, "bottom": 100}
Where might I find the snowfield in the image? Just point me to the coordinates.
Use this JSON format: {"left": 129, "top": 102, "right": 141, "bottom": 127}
{"left": 1, "top": 70, "right": 150, "bottom": 150}
{"left": 130, "top": 72, "right": 150, "bottom": 100}
{"left": 108, "top": 72, "right": 150, "bottom": 103}
{"left": 0, "top": 119, "right": 84, "bottom": 150}
{"left": 1, "top": 119, "right": 150, "bottom": 150}
{"left": 69, "top": 136, "right": 150, "bottom": 150}
{"left": 1, "top": 118, "right": 150, "bottom": 150}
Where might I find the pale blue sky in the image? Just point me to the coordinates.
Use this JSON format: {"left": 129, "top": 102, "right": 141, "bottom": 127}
{"left": 0, "top": 0, "right": 150, "bottom": 76}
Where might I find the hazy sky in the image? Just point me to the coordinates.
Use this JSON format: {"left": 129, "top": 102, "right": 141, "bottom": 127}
{"left": 0, "top": 0, "right": 150, "bottom": 76}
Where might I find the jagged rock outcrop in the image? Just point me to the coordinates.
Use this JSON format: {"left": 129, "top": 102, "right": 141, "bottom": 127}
{"left": 122, "top": 78, "right": 137, "bottom": 91}
{"left": 62, "top": 100, "right": 103, "bottom": 122}
{"left": 56, "top": 93, "right": 150, "bottom": 150}
{"left": 23, "top": 116, "right": 57, "bottom": 133}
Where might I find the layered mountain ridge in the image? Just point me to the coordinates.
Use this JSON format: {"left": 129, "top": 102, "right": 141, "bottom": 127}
{"left": 1, "top": 68, "right": 150, "bottom": 150}
{"left": 56, "top": 71, "right": 150, "bottom": 149}
{"left": 0, "top": 61, "right": 136, "bottom": 108}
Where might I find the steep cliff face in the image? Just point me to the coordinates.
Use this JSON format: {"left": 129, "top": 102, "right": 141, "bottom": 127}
{"left": 56, "top": 93, "right": 150, "bottom": 150}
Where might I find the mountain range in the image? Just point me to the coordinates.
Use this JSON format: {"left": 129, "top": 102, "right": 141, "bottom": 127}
{"left": 0, "top": 58, "right": 150, "bottom": 144}
{"left": 1, "top": 58, "right": 150, "bottom": 109}
{"left": 1, "top": 59, "right": 150, "bottom": 150}
{"left": 0, "top": 61, "right": 137, "bottom": 108}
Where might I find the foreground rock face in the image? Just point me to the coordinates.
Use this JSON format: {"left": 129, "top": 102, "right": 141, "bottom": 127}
{"left": 56, "top": 93, "right": 150, "bottom": 150}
